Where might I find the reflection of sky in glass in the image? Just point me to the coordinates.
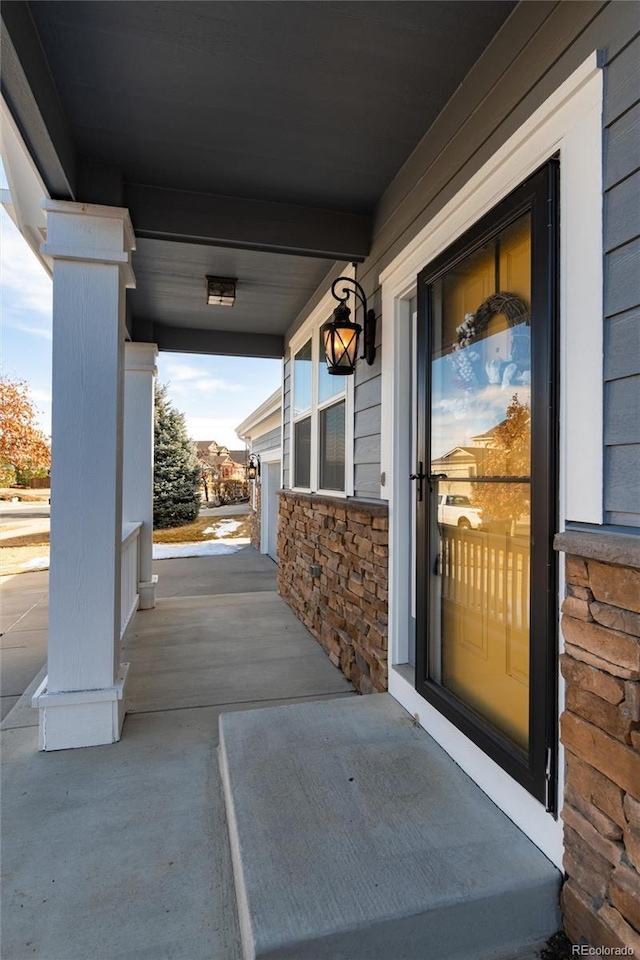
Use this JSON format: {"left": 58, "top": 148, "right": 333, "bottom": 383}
{"left": 293, "top": 340, "right": 312, "bottom": 417}
{"left": 432, "top": 327, "right": 531, "bottom": 459}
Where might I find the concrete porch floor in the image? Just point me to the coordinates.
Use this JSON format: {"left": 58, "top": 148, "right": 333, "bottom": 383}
{"left": 1, "top": 548, "right": 354, "bottom": 960}
{"left": 1, "top": 547, "right": 559, "bottom": 960}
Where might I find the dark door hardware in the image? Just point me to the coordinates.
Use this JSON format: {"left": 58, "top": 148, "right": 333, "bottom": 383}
{"left": 410, "top": 462, "right": 425, "bottom": 500}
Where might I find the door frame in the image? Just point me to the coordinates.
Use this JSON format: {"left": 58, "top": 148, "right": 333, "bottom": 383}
{"left": 378, "top": 54, "right": 603, "bottom": 868}
{"left": 415, "top": 163, "right": 559, "bottom": 806}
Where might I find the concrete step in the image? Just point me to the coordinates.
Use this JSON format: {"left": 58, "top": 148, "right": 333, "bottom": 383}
{"left": 219, "top": 694, "right": 561, "bottom": 960}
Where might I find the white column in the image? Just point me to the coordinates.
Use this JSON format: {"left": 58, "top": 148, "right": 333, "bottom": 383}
{"left": 123, "top": 342, "right": 158, "bottom": 609}
{"left": 32, "top": 200, "right": 136, "bottom": 750}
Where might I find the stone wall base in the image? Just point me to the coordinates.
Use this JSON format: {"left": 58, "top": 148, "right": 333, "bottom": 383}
{"left": 555, "top": 533, "right": 640, "bottom": 953}
{"left": 277, "top": 492, "right": 388, "bottom": 694}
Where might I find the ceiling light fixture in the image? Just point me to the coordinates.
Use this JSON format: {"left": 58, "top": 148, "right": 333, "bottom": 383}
{"left": 206, "top": 276, "right": 236, "bottom": 306}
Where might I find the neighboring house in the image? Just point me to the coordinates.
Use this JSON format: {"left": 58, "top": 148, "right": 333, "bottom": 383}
{"left": 431, "top": 415, "right": 528, "bottom": 498}
{"left": 236, "top": 390, "right": 282, "bottom": 563}
{"left": 431, "top": 447, "right": 487, "bottom": 500}
{"left": 2, "top": 1, "right": 639, "bottom": 951}
{"left": 195, "top": 441, "right": 247, "bottom": 501}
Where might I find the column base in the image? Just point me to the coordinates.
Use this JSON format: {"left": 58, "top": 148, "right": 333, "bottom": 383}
{"left": 32, "top": 662, "right": 129, "bottom": 751}
{"left": 138, "top": 575, "right": 158, "bottom": 610}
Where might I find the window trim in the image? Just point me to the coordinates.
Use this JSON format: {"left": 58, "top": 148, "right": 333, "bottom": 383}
{"left": 289, "top": 273, "right": 355, "bottom": 498}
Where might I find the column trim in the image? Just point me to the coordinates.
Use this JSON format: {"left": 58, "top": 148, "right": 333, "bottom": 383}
{"left": 41, "top": 199, "right": 136, "bottom": 287}
{"left": 31, "top": 663, "right": 129, "bottom": 751}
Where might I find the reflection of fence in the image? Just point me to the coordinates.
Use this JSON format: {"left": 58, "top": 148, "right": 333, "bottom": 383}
{"left": 121, "top": 522, "right": 141, "bottom": 640}
{"left": 439, "top": 526, "right": 530, "bottom": 630}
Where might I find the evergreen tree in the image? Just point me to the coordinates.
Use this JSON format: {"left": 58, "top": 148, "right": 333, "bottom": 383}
{"left": 153, "top": 383, "right": 201, "bottom": 528}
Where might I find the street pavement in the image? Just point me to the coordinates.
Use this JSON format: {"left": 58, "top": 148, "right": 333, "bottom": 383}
{"left": 0, "top": 501, "right": 51, "bottom": 541}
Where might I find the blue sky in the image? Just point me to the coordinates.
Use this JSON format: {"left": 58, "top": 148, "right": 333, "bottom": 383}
{"left": 0, "top": 165, "right": 282, "bottom": 449}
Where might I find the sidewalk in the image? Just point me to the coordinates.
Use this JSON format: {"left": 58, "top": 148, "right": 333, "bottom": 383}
{"left": 1, "top": 548, "right": 355, "bottom": 960}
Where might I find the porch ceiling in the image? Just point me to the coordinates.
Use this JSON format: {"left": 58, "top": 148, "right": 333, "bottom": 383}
{"left": 2, "top": 0, "right": 516, "bottom": 356}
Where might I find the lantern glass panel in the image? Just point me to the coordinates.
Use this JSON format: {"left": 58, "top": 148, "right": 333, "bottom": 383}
{"left": 323, "top": 323, "right": 359, "bottom": 374}
{"left": 318, "top": 329, "right": 343, "bottom": 402}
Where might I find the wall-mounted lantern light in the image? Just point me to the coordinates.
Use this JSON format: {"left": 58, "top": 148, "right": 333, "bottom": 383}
{"left": 322, "top": 276, "right": 376, "bottom": 375}
{"left": 246, "top": 453, "right": 260, "bottom": 481}
{"left": 206, "top": 276, "right": 236, "bottom": 306}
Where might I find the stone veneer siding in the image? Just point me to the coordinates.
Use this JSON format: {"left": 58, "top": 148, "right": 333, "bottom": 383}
{"left": 250, "top": 483, "right": 261, "bottom": 551}
{"left": 555, "top": 532, "right": 640, "bottom": 954}
{"left": 277, "top": 491, "right": 388, "bottom": 694}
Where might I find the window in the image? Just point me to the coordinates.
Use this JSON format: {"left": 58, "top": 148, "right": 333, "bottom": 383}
{"left": 290, "top": 318, "right": 353, "bottom": 494}
{"left": 319, "top": 402, "right": 345, "bottom": 490}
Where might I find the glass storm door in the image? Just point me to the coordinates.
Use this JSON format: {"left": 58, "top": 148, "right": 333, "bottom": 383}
{"left": 415, "top": 162, "right": 558, "bottom": 805}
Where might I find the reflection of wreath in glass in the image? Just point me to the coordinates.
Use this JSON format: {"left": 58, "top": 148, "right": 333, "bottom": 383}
{"left": 453, "top": 292, "right": 529, "bottom": 349}
{"left": 449, "top": 292, "right": 530, "bottom": 392}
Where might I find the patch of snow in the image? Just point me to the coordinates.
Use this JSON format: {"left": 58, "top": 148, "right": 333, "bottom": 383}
{"left": 152, "top": 540, "right": 249, "bottom": 560}
{"left": 20, "top": 556, "right": 50, "bottom": 570}
{"left": 202, "top": 519, "right": 243, "bottom": 537}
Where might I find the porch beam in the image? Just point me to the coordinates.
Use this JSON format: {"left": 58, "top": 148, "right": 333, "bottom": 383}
{"left": 127, "top": 184, "right": 371, "bottom": 262}
{"left": 33, "top": 199, "right": 136, "bottom": 750}
{"left": 0, "top": 1, "right": 76, "bottom": 198}
{"left": 144, "top": 323, "right": 284, "bottom": 360}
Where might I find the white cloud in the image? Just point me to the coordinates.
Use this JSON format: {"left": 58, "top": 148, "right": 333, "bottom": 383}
{"left": 30, "top": 387, "right": 52, "bottom": 405}
{"left": 169, "top": 376, "right": 245, "bottom": 396}
{"left": 186, "top": 415, "right": 249, "bottom": 447}
{"left": 162, "top": 361, "right": 207, "bottom": 380}
{"left": 160, "top": 360, "right": 245, "bottom": 396}
{"left": 3, "top": 318, "right": 52, "bottom": 340}
{"left": 194, "top": 377, "right": 244, "bottom": 393}
{"left": 0, "top": 210, "right": 52, "bottom": 323}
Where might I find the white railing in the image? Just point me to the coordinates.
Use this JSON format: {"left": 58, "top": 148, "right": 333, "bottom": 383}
{"left": 439, "top": 527, "right": 531, "bottom": 631}
{"left": 121, "top": 521, "right": 142, "bottom": 640}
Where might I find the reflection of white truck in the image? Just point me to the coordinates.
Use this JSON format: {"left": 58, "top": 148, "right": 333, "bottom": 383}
{"left": 437, "top": 494, "right": 482, "bottom": 529}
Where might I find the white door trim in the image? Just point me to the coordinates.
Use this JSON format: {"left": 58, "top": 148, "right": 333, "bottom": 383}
{"left": 258, "top": 447, "right": 281, "bottom": 558}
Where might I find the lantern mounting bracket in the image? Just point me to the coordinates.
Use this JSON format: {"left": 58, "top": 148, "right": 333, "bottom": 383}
{"left": 330, "top": 277, "right": 376, "bottom": 365}
{"left": 246, "top": 453, "right": 260, "bottom": 481}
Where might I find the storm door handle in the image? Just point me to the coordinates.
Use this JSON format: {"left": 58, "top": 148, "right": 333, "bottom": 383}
{"left": 409, "top": 462, "right": 425, "bottom": 501}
